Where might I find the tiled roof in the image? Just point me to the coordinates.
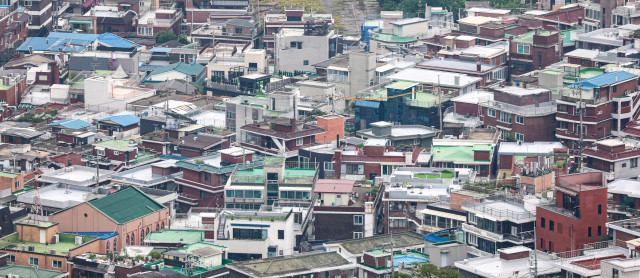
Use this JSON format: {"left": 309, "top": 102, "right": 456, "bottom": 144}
{"left": 227, "top": 252, "right": 350, "bottom": 277}
{"left": 4, "top": 55, "right": 54, "bottom": 67}
{"left": 148, "top": 62, "right": 206, "bottom": 77}
{"left": 332, "top": 232, "right": 424, "bottom": 254}
{"left": 568, "top": 71, "right": 637, "bottom": 90}
{"left": 340, "top": 155, "right": 405, "bottom": 163}
{"left": 87, "top": 186, "right": 165, "bottom": 224}
{"left": 46, "top": 119, "right": 91, "bottom": 129}
{"left": 98, "top": 114, "right": 140, "bottom": 127}
{"left": 314, "top": 179, "right": 355, "bottom": 193}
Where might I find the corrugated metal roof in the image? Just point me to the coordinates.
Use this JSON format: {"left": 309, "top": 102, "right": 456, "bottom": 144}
{"left": 98, "top": 114, "right": 140, "bottom": 127}
{"left": 98, "top": 32, "right": 140, "bottom": 48}
{"left": 17, "top": 37, "right": 88, "bottom": 53}
{"left": 47, "top": 32, "right": 100, "bottom": 41}
{"left": 314, "top": 179, "right": 355, "bottom": 193}
{"left": 148, "top": 62, "right": 206, "bottom": 77}
{"left": 568, "top": 71, "right": 637, "bottom": 90}
{"left": 149, "top": 47, "right": 173, "bottom": 53}
{"left": 46, "top": 119, "right": 92, "bottom": 129}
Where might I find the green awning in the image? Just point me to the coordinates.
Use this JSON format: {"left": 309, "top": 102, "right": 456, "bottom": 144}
{"left": 69, "top": 20, "right": 93, "bottom": 25}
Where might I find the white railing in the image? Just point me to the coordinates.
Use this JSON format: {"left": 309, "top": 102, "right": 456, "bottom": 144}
{"left": 462, "top": 223, "right": 503, "bottom": 241}
{"left": 327, "top": 74, "right": 349, "bottom": 83}
{"left": 478, "top": 97, "right": 557, "bottom": 116}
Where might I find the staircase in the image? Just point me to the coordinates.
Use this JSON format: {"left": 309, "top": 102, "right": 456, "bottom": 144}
{"left": 217, "top": 214, "right": 227, "bottom": 239}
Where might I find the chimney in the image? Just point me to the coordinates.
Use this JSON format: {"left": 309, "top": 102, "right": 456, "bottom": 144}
{"left": 535, "top": 28, "right": 540, "bottom": 35}
{"left": 334, "top": 150, "right": 342, "bottom": 178}
{"left": 454, "top": 75, "right": 460, "bottom": 85}
{"left": 290, "top": 118, "right": 296, "bottom": 132}
{"left": 476, "top": 63, "right": 482, "bottom": 72}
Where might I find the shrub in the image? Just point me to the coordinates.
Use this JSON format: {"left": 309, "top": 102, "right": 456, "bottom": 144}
{"left": 149, "top": 251, "right": 161, "bottom": 260}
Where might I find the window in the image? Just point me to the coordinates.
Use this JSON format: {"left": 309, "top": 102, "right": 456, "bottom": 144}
{"left": 354, "top": 232, "right": 363, "bottom": 238}
{"left": 7, "top": 255, "right": 14, "bottom": 262}
{"left": 15, "top": 181, "right": 20, "bottom": 189}
{"left": 114, "top": 151, "right": 119, "bottom": 155}
{"left": 354, "top": 215, "right": 363, "bottom": 225}
{"left": 541, "top": 217, "right": 546, "bottom": 228}
{"left": 588, "top": 227, "right": 592, "bottom": 237}
{"left": 200, "top": 190, "right": 206, "bottom": 199}
{"left": 278, "top": 230, "right": 284, "bottom": 239}
{"left": 233, "top": 228, "right": 267, "bottom": 240}
{"left": 469, "top": 213, "right": 477, "bottom": 224}
{"left": 296, "top": 138, "right": 303, "bottom": 146}
{"left": 468, "top": 233, "right": 478, "bottom": 245}
{"left": 499, "top": 111, "right": 512, "bottom": 123}
{"left": 632, "top": 158, "right": 638, "bottom": 168}
{"left": 488, "top": 108, "right": 496, "bottom": 117}
{"left": 614, "top": 269, "right": 619, "bottom": 278}
{"left": 540, "top": 238, "right": 544, "bottom": 249}
{"left": 24, "top": 0, "right": 31, "bottom": 6}
{"left": 324, "top": 162, "right": 335, "bottom": 170}
{"left": 598, "top": 226, "right": 602, "bottom": 236}
{"left": 137, "top": 27, "right": 153, "bottom": 36}
{"left": 389, "top": 219, "right": 406, "bottom": 227}
{"left": 97, "top": 149, "right": 105, "bottom": 156}
{"left": 235, "top": 28, "right": 242, "bottom": 34}
{"left": 516, "top": 115, "right": 524, "bottom": 124}
{"left": 204, "top": 172, "right": 211, "bottom": 182}
{"left": 516, "top": 133, "right": 524, "bottom": 141}
{"left": 613, "top": 85, "right": 618, "bottom": 93}
{"left": 39, "top": 75, "right": 48, "bottom": 81}
{"left": 598, "top": 204, "right": 602, "bottom": 214}
{"left": 131, "top": 233, "right": 135, "bottom": 245}
{"left": 226, "top": 112, "right": 236, "bottom": 119}
{"left": 52, "top": 260, "right": 62, "bottom": 268}
{"left": 623, "top": 163, "right": 628, "bottom": 168}
{"left": 549, "top": 220, "right": 554, "bottom": 232}
{"left": 303, "top": 60, "right": 309, "bottom": 65}
{"left": 213, "top": 71, "right": 225, "bottom": 77}
{"left": 414, "top": 138, "right": 421, "bottom": 145}
{"left": 517, "top": 44, "right": 530, "bottom": 54}
{"left": 289, "top": 41, "right": 302, "bottom": 49}
{"left": 29, "top": 257, "right": 38, "bottom": 265}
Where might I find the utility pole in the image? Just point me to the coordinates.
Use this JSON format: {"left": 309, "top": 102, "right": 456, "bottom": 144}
{"left": 438, "top": 75, "right": 443, "bottom": 130}
{"left": 379, "top": 233, "right": 396, "bottom": 278}
{"left": 578, "top": 72, "right": 584, "bottom": 171}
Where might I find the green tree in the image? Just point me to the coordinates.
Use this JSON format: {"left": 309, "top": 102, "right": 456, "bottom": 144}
{"left": 149, "top": 251, "right": 162, "bottom": 260}
{"left": 178, "top": 34, "right": 190, "bottom": 44}
{"left": 156, "top": 30, "right": 178, "bottom": 44}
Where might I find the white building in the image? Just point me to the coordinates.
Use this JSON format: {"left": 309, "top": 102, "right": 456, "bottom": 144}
{"left": 84, "top": 69, "right": 156, "bottom": 111}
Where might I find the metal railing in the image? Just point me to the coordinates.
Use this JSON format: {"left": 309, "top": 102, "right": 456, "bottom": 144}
{"left": 327, "top": 74, "right": 349, "bottom": 83}
{"left": 462, "top": 223, "right": 503, "bottom": 241}
{"left": 461, "top": 199, "right": 535, "bottom": 221}
{"left": 479, "top": 97, "right": 557, "bottom": 116}
{"left": 175, "top": 154, "right": 265, "bottom": 174}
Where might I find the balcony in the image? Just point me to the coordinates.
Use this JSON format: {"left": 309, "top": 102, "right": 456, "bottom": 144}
{"left": 479, "top": 98, "right": 557, "bottom": 117}
{"left": 463, "top": 223, "right": 503, "bottom": 241}
{"left": 555, "top": 129, "right": 601, "bottom": 142}
{"left": 462, "top": 223, "right": 534, "bottom": 244}
{"left": 556, "top": 113, "right": 602, "bottom": 124}
{"left": 175, "top": 177, "right": 225, "bottom": 193}
{"left": 327, "top": 74, "right": 349, "bottom": 83}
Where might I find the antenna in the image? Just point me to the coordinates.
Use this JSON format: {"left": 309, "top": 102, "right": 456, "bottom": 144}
{"left": 29, "top": 180, "right": 44, "bottom": 224}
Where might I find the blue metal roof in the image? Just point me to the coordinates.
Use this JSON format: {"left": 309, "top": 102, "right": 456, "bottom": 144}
{"left": 17, "top": 37, "right": 88, "bottom": 53}
{"left": 423, "top": 234, "right": 448, "bottom": 243}
{"left": 47, "top": 32, "right": 100, "bottom": 41}
{"left": 97, "top": 33, "right": 141, "bottom": 49}
{"left": 45, "top": 119, "right": 91, "bottom": 129}
{"left": 149, "top": 47, "right": 173, "bottom": 53}
{"left": 355, "top": 100, "right": 381, "bottom": 108}
{"left": 98, "top": 115, "right": 140, "bottom": 127}
{"left": 159, "top": 155, "right": 191, "bottom": 161}
{"left": 568, "top": 71, "right": 638, "bottom": 90}
{"left": 66, "top": 232, "right": 118, "bottom": 240}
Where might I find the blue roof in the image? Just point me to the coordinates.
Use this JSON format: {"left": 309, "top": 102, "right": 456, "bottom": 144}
{"left": 393, "top": 254, "right": 429, "bottom": 267}
{"left": 568, "top": 71, "right": 638, "bottom": 90}
{"left": 149, "top": 47, "right": 173, "bottom": 53}
{"left": 159, "top": 155, "right": 191, "bottom": 160}
{"left": 45, "top": 119, "right": 91, "bottom": 129}
{"left": 17, "top": 37, "right": 88, "bottom": 53}
{"left": 355, "top": 100, "right": 381, "bottom": 108}
{"left": 423, "top": 234, "right": 448, "bottom": 243}
{"left": 98, "top": 115, "right": 140, "bottom": 127}
{"left": 97, "top": 33, "right": 141, "bottom": 49}
{"left": 66, "top": 232, "right": 118, "bottom": 240}
{"left": 47, "top": 32, "right": 100, "bottom": 41}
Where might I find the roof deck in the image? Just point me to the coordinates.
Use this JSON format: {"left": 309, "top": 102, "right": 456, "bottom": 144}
{"left": 462, "top": 196, "right": 536, "bottom": 222}
{"left": 0, "top": 232, "right": 95, "bottom": 256}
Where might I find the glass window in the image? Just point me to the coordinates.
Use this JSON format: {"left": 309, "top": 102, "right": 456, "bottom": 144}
{"left": 29, "top": 257, "right": 38, "bottom": 265}
{"left": 235, "top": 190, "right": 244, "bottom": 198}
{"left": 254, "top": 190, "right": 262, "bottom": 198}
{"left": 233, "top": 228, "right": 267, "bottom": 240}
{"left": 516, "top": 133, "right": 524, "bottom": 141}
{"left": 354, "top": 215, "right": 363, "bottom": 225}
{"left": 516, "top": 115, "right": 524, "bottom": 124}
{"left": 488, "top": 109, "right": 495, "bottom": 117}
{"left": 7, "top": 255, "right": 14, "bottom": 262}
{"left": 280, "top": 191, "right": 287, "bottom": 198}
{"left": 226, "top": 190, "right": 234, "bottom": 197}
{"left": 53, "top": 260, "right": 62, "bottom": 268}
{"left": 632, "top": 158, "right": 638, "bottom": 168}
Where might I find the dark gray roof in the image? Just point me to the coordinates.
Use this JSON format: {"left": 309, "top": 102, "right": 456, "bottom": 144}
{"left": 227, "top": 18, "right": 255, "bottom": 28}
{"left": 1, "top": 128, "right": 44, "bottom": 138}
{"left": 190, "top": 247, "right": 222, "bottom": 257}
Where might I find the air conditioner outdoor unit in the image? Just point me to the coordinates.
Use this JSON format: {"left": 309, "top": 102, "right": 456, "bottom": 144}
{"left": 53, "top": 235, "right": 59, "bottom": 243}
{"left": 27, "top": 246, "right": 34, "bottom": 252}
{"left": 75, "top": 236, "right": 83, "bottom": 245}
{"left": 50, "top": 249, "right": 56, "bottom": 255}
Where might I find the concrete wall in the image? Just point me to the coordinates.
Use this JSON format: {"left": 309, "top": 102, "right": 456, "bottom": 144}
{"left": 276, "top": 31, "right": 332, "bottom": 72}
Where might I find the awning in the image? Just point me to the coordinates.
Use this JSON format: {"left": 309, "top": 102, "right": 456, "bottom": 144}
{"left": 82, "top": 0, "right": 93, "bottom": 8}
{"left": 327, "top": 65, "right": 348, "bottom": 71}
{"left": 420, "top": 208, "right": 466, "bottom": 222}
{"left": 279, "top": 186, "right": 311, "bottom": 191}
{"left": 555, "top": 186, "right": 578, "bottom": 197}
{"left": 375, "top": 64, "right": 395, "bottom": 72}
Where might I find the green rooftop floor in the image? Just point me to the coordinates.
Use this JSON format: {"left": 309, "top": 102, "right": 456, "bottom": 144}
{"left": 433, "top": 145, "right": 493, "bottom": 163}
{"left": 0, "top": 172, "right": 20, "bottom": 178}
{"left": 234, "top": 168, "right": 264, "bottom": 183}
{"left": 145, "top": 230, "right": 204, "bottom": 243}
{"left": 386, "top": 81, "right": 418, "bottom": 90}
{"left": 374, "top": 33, "right": 418, "bottom": 43}
{"left": 94, "top": 139, "right": 137, "bottom": 151}
{"left": 366, "top": 249, "right": 389, "bottom": 255}
{"left": 512, "top": 30, "right": 558, "bottom": 43}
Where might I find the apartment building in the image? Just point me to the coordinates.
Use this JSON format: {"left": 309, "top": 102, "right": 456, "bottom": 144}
{"left": 431, "top": 128, "right": 500, "bottom": 177}
{"left": 582, "top": 138, "right": 640, "bottom": 180}
{"left": 479, "top": 86, "right": 557, "bottom": 142}
{"left": 462, "top": 195, "right": 536, "bottom": 254}
{"left": 556, "top": 71, "right": 639, "bottom": 150}
{"left": 264, "top": 7, "right": 333, "bottom": 50}
{"left": 275, "top": 27, "right": 341, "bottom": 72}
{"left": 239, "top": 118, "right": 326, "bottom": 159}
{"left": 536, "top": 172, "right": 608, "bottom": 252}
{"left": 509, "top": 29, "right": 563, "bottom": 76}
{"left": 135, "top": 9, "right": 182, "bottom": 39}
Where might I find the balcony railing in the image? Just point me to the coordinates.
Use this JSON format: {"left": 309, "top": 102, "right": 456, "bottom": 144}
{"left": 555, "top": 129, "right": 602, "bottom": 141}
{"left": 462, "top": 201, "right": 535, "bottom": 221}
{"left": 462, "top": 223, "right": 503, "bottom": 241}
{"left": 479, "top": 97, "right": 557, "bottom": 116}
{"left": 327, "top": 74, "right": 349, "bottom": 83}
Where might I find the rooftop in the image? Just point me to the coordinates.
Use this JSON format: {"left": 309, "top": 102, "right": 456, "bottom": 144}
{"left": 145, "top": 229, "right": 204, "bottom": 243}
{"left": 328, "top": 232, "right": 424, "bottom": 254}
{"left": 512, "top": 30, "right": 559, "bottom": 43}
{"left": 39, "top": 165, "right": 115, "bottom": 187}
{"left": 455, "top": 249, "right": 559, "bottom": 278}
{"left": 388, "top": 68, "right": 482, "bottom": 88}
{"left": 227, "top": 252, "right": 350, "bottom": 277}
{"left": 93, "top": 139, "right": 137, "bottom": 151}
{"left": 432, "top": 144, "right": 494, "bottom": 163}
{"left": 314, "top": 179, "right": 355, "bottom": 194}
{"left": 373, "top": 33, "right": 418, "bottom": 43}
{"left": 16, "top": 183, "right": 106, "bottom": 209}
{"left": 418, "top": 59, "right": 498, "bottom": 72}
{"left": 232, "top": 167, "right": 316, "bottom": 184}
{"left": 0, "top": 232, "right": 94, "bottom": 256}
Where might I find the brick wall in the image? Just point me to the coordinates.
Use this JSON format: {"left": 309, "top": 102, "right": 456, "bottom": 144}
{"left": 316, "top": 115, "right": 343, "bottom": 144}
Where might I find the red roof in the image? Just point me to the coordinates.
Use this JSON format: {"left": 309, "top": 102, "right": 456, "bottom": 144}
{"left": 314, "top": 179, "right": 355, "bottom": 193}
{"left": 571, "top": 255, "right": 626, "bottom": 270}
{"left": 82, "top": 0, "right": 93, "bottom": 8}
{"left": 535, "top": 7, "right": 584, "bottom": 24}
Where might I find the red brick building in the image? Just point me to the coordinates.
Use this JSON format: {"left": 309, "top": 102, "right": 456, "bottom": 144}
{"left": 0, "top": 128, "right": 44, "bottom": 144}
{"left": 509, "top": 29, "right": 563, "bottom": 76}
{"left": 168, "top": 133, "right": 229, "bottom": 158}
{"left": 536, "top": 172, "right": 607, "bottom": 252}
{"left": 534, "top": 6, "right": 585, "bottom": 31}
{"left": 239, "top": 118, "right": 326, "bottom": 160}
{"left": 4, "top": 55, "right": 59, "bottom": 86}
{"left": 315, "top": 114, "right": 344, "bottom": 144}
{"left": 556, "top": 71, "right": 639, "bottom": 151}
{"left": 479, "top": 86, "right": 557, "bottom": 142}
{"left": 173, "top": 147, "right": 261, "bottom": 212}
{"left": 333, "top": 139, "right": 421, "bottom": 181}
